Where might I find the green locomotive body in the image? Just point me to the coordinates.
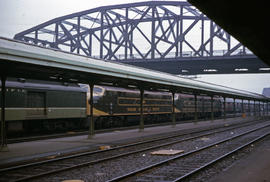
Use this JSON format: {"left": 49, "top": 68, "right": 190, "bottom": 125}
{"left": 0, "top": 78, "right": 87, "bottom": 136}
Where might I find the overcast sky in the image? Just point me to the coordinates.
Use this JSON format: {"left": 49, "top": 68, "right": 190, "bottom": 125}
{"left": 0, "top": 0, "right": 269, "bottom": 94}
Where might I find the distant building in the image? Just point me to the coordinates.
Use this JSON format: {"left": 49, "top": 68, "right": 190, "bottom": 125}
{"left": 262, "top": 88, "right": 270, "bottom": 97}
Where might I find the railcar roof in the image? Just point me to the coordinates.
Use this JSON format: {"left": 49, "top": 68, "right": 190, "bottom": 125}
{"left": 1, "top": 79, "right": 87, "bottom": 92}
{"left": 0, "top": 37, "right": 268, "bottom": 101}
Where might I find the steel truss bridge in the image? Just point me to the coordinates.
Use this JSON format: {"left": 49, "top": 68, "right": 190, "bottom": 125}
{"left": 14, "top": 1, "right": 269, "bottom": 75}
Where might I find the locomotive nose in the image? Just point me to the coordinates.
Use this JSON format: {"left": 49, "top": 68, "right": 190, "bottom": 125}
{"left": 92, "top": 86, "right": 105, "bottom": 103}
{"left": 93, "top": 95, "right": 102, "bottom": 103}
{"left": 81, "top": 84, "right": 105, "bottom": 104}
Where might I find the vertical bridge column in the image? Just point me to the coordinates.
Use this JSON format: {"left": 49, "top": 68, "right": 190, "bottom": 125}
{"left": 171, "top": 91, "right": 176, "bottom": 127}
{"left": 88, "top": 83, "right": 94, "bottom": 138}
{"left": 1, "top": 75, "right": 8, "bottom": 151}
{"left": 139, "top": 87, "right": 144, "bottom": 132}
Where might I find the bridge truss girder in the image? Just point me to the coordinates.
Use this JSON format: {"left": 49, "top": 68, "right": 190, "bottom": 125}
{"left": 124, "top": 56, "right": 270, "bottom": 75}
{"left": 14, "top": 1, "right": 250, "bottom": 62}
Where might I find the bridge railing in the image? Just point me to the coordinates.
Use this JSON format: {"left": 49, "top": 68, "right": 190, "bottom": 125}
{"left": 92, "top": 49, "right": 255, "bottom": 61}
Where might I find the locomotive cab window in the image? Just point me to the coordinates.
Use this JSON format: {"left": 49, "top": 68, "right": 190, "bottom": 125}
{"left": 94, "top": 87, "right": 103, "bottom": 94}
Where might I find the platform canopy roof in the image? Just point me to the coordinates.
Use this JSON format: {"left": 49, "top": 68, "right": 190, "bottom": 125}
{"left": 188, "top": 0, "right": 270, "bottom": 67}
{"left": 0, "top": 37, "right": 268, "bottom": 101}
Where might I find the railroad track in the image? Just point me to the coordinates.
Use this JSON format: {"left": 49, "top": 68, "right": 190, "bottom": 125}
{"left": 0, "top": 120, "right": 268, "bottom": 182}
{"left": 109, "top": 123, "right": 270, "bottom": 182}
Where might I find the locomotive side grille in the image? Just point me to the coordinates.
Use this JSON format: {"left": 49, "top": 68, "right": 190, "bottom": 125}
{"left": 27, "top": 91, "right": 46, "bottom": 116}
{"left": 117, "top": 97, "right": 172, "bottom": 106}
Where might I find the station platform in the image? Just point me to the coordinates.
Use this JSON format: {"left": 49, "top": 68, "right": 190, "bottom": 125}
{"left": 0, "top": 117, "right": 261, "bottom": 168}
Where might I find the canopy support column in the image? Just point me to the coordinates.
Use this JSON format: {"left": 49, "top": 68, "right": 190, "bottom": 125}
{"left": 241, "top": 99, "right": 244, "bottom": 118}
{"left": 263, "top": 102, "right": 266, "bottom": 117}
{"left": 172, "top": 91, "right": 176, "bottom": 127}
{"left": 1, "top": 75, "right": 8, "bottom": 151}
{"left": 233, "top": 98, "right": 236, "bottom": 117}
{"left": 254, "top": 100, "right": 256, "bottom": 116}
{"left": 194, "top": 94, "right": 198, "bottom": 121}
{"left": 139, "top": 87, "right": 144, "bottom": 132}
{"left": 223, "top": 97, "right": 226, "bottom": 119}
{"left": 259, "top": 101, "right": 261, "bottom": 117}
{"left": 266, "top": 102, "right": 269, "bottom": 116}
{"left": 262, "top": 102, "right": 264, "bottom": 117}
{"left": 211, "top": 96, "right": 214, "bottom": 121}
{"left": 88, "top": 83, "right": 95, "bottom": 138}
{"left": 248, "top": 100, "right": 251, "bottom": 116}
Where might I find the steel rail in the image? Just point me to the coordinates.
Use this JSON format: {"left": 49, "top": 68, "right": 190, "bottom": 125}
{"left": 173, "top": 132, "right": 270, "bottom": 181}
{"left": 107, "top": 122, "right": 270, "bottom": 182}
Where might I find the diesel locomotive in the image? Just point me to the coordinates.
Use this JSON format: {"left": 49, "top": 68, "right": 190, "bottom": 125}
{"left": 89, "top": 85, "right": 224, "bottom": 129}
{"left": 0, "top": 78, "right": 87, "bottom": 136}
{"left": 0, "top": 78, "right": 264, "bottom": 137}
